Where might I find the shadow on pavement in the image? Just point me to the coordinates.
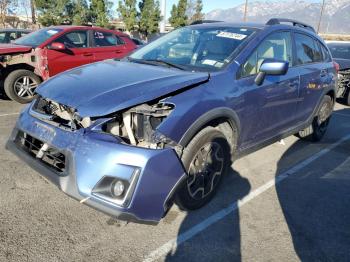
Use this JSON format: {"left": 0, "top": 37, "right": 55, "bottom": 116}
{"left": 276, "top": 108, "right": 350, "bottom": 261}
{"left": 165, "top": 168, "right": 251, "bottom": 262}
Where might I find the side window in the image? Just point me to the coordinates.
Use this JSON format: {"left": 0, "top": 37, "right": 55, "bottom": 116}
{"left": 241, "top": 31, "right": 292, "bottom": 77}
{"left": 9, "top": 32, "right": 17, "bottom": 41}
{"left": 320, "top": 43, "right": 332, "bottom": 62}
{"left": 54, "top": 31, "right": 88, "bottom": 48}
{"left": 116, "top": 35, "right": 125, "bottom": 45}
{"left": 295, "top": 33, "right": 320, "bottom": 65}
{"left": 93, "top": 31, "right": 118, "bottom": 47}
{"left": 0, "top": 32, "right": 6, "bottom": 43}
{"left": 20, "top": 32, "right": 30, "bottom": 37}
{"left": 313, "top": 40, "right": 323, "bottom": 62}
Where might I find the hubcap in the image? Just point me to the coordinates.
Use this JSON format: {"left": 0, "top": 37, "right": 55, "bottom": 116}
{"left": 14, "top": 76, "right": 38, "bottom": 98}
{"left": 187, "top": 142, "right": 224, "bottom": 200}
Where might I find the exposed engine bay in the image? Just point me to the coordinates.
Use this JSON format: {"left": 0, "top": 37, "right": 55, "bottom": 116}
{"left": 32, "top": 96, "right": 182, "bottom": 153}
{"left": 337, "top": 69, "right": 350, "bottom": 98}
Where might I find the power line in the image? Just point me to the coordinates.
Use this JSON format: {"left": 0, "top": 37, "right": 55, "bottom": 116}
{"left": 243, "top": 0, "right": 248, "bottom": 22}
{"left": 317, "top": 0, "right": 326, "bottom": 33}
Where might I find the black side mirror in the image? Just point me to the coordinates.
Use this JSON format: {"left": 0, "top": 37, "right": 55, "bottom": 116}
{"left": 255, "top": 59, "right": 289, "bottom": 86}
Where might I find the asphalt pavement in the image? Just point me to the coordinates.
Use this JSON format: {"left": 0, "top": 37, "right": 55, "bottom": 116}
{"left": 0, "top": 96, "right": 349, "bottom": 262}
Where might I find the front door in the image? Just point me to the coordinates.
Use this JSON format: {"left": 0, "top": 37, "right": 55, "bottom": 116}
{"left": 45, "top": 30, "right": 95, "bottom": 77}
{"left": 237, "top": 31, "right": 300, "bottom": 146}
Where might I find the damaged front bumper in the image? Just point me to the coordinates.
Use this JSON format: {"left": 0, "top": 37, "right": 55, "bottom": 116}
{"left": 6, "top": 107, "right": 186, "bottom": 224}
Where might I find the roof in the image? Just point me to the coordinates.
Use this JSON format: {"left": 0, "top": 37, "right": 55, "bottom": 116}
{"left": 188, "top": 22, "right": 265, "bottom": 30}
{"left": 187, "top": 20, "right": 318, "bottom": 35}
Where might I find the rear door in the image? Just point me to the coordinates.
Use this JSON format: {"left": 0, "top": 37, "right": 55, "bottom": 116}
{"left": 237, "top": 31, "right": 300, "bottom": 145}
{"left": 45, "top": 30, "right": 95, "bottom": 77}
{"left": 293, "top": 33, "right": 334, "bottom": 122}
{"left": 92, "top": 30, "right": 127, "bottom": 62}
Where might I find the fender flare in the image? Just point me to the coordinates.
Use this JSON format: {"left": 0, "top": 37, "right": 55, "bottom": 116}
{"left": 178, "top": 107, "right": 241, "bottom": 148}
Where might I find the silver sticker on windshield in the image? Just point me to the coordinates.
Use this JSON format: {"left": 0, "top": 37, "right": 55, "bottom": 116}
{"left": 217, "top": 32, "right": 247, "bottom": 40}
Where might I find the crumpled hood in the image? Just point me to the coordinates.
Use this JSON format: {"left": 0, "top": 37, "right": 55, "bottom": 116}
{"left": 37, "top": 60, "right": 209, "bottom": 117}
{"left": 0, "top": 44, "right": 32, "bottom": 55}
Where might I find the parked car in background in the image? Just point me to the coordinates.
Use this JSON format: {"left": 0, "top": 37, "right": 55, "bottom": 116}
{"left": 0, "top": 26, "right": 136, "bottom": 103}
{"left": 0, "top": 28, "right": 31, "bottom": 43}
{"left": 130, "top": 37, "right": 146, "bottom": 47}
{"left": 7, "top": 19, "right": 336, "bottom": 224}
{"left": 327, "top": 41, "right": 350, "bottom": 105}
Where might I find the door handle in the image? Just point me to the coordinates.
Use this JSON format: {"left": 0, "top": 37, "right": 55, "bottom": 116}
{"left": 83, "top": 53, "right": 93, "bottom": 57}
{"left": 115, "top": 50, "right": 122, "bottom": 54}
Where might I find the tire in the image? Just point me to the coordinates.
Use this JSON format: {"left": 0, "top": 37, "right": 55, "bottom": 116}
{"left": 4, "top": 69, "right": 42, "bottom": 104}
{"left": 175, "top": 126, "right": 231, "bottom": 211}
{"left": 297, "top": 95, "right": 333, "bottom": 142}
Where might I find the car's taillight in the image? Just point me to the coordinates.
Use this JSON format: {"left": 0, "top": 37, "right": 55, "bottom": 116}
{"left": 333, "top": 61, "right": 340, "bottom": 73}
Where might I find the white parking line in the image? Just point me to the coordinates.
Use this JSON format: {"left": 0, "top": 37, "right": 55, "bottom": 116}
{"left": 0, "top": 112, "right": 19, "bottom": 117}
{"left": 144, "top": 133, "right": 350, "bottom": 262}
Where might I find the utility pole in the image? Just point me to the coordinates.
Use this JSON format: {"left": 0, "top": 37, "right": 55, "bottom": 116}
{"left": 243, "top": 0, "right": 248, "bottom": 22}
{"left": 317, "top": 0, "right": 326, "bottom": 33}
{"left": 160, "top": 0, "right": 166, "bottom": 33}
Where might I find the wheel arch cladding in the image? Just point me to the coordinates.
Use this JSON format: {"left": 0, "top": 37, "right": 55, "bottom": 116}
{"left": 178, "top": 107, "right": 240, "bottom": 149}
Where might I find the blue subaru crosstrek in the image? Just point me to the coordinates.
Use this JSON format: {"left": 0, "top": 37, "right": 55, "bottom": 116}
{"left": 7, "top": 19, "right": 337, "bottom": 224}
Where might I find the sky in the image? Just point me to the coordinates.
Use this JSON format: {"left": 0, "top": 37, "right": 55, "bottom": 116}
{"left": 114, "top": 0, "right": 321, "bottom": 20}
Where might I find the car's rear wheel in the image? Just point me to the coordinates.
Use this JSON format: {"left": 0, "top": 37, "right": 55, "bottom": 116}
{"left": 4, "top": 69, "right": 42, "bottom": 104}
{"left": 175, "top": 126, "right": 231, "bottom": 211}
{"left": 297, "top": 95, "right": 333, "bottom": 142}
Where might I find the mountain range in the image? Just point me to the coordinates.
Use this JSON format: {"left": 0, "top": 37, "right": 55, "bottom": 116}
{"left": 205, "top": 0, "right": 350, "bottom": 34}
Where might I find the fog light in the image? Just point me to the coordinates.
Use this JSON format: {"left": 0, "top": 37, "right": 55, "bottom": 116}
{"left": 112, "top": 180, "right": 125, "bottom": 197}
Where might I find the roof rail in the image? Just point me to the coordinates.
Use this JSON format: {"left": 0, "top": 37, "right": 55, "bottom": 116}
{"left": 190, "top": 20, "right": 223, "bottom": 25}
{"left": 266, "top": 18, "right": 315, "bottom": 32}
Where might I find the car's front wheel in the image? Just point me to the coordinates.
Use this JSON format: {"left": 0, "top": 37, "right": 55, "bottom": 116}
{"left": 4, "top": 69, "right": 42, "bottom": 104}
{"left": 175, "top": 126, "right": 231, "bottom": 211}
{"left": 297, "top": 95, "right": 333, "bottom": 142}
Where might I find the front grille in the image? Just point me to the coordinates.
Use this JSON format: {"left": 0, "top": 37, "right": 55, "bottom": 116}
{"left": 15, "top": 131, "right": 66, "bottom": 174}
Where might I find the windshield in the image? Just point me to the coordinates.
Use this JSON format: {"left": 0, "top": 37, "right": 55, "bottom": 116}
{"left": 14, "top": 28, "right": 63, "bottom": 47}
{"left": 130, "top": 26, "right": 256, "bottom": 71}
{"left": 328, "top": 44, "right": 350, "bottom": 59}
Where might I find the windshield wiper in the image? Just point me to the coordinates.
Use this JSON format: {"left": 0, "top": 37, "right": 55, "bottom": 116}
{"left": 144, "top": 59, "right": 186, "bottom": 70}
{"left": 127, "top": 57, "right": 186, "bottom": 70}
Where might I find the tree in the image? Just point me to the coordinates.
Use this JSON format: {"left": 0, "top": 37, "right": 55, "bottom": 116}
{"left": 191, "top": 0, "right": 203, "bottom": 22}
{"left": 30, "top": 0, "right": 36, "bottom": 24}
{"left": 117, "top": 0, "right": 137, "bottom": 32}
{"left": 138, "top": 0, "right": 161, "bottom": 39}
{"left": 169, "top": 0, "right": 187, "bottom": 28}
{"left": 0, "top": 0, "right": 18, "bottom": 27}
{"left": 34, "top": 0, "right": 75, "bottom": 26}
{"left": 72, "top": 0, "right": 91, "bottom": 25}
{"left": 90, "top": 0, "right": 111, "bottom": 27}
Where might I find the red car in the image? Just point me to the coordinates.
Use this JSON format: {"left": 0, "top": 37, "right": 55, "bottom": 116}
{"left": 0, "top": 26, "right": 136, "bottom": 103}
